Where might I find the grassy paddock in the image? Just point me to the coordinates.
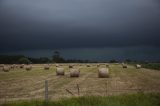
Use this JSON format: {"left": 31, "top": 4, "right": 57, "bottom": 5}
{"left": 142, "top": 63, "right": 160, "bottom": 70}
{"left": 1, "top": 93, "right": 160, "bottom": 106}
{"left": 1, "top": 64, "right": 160, "bottom": 104}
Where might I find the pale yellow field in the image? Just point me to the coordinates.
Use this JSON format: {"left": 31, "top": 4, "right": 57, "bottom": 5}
{"left": 0, "top": 64, "right": 160, "bottom": 103}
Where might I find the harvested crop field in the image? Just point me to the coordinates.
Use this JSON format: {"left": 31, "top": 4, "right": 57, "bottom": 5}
{"left": 0, "top": 63, "right": 160, "bottom": 103}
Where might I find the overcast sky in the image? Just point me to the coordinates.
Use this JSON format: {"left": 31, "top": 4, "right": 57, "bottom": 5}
{"left": 0, "top": 0, "right": 160, "bottom": 61}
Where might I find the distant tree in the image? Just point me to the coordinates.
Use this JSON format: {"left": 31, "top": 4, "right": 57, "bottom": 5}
{"left": 39, "top": 57, "right": 51, "bottom": 63}
{"left": 52, "top": 51, "right": 65, "bottom": 63}
{"left": 65, "top": 59, "right": 89, "bottom": 63}
{"left": 125, "top": 59, "right": 132, "bottom": 63}
{"left": 0, "top": 55, "right": 25, "bottom": 64}
{"left": 109, "top": 59, "right": 118, "bottom": 63}
{"left": 18, "top": 57, "right": 31, "bottom": 64}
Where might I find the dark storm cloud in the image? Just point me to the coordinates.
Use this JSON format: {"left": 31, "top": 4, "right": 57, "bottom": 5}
{"left": 0, "top": 0, "right": 160, "bottom": 52}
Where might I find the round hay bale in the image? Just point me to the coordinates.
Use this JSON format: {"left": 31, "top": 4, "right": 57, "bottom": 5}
{"left": 0, "top": 64, "right": 4, "bottom": 67}
{"left": 136, "top": 64, "right": 141, "bottom": 69}
{"left": 87, "top": 64, "right": 90, "bottom": 67}
{"left": 70, "top": 69, "right": 80, "bottom": 77}
{"left": 25, "top": 65, "right": 32, "bottom": 71}
{"left": 55, "top": 64, "right": 59, "bottom": 67}
{"left": 122, "top": 63, "right": 127, "bottom": 68}
{"left": 0, "top": 64, "right": 4, "bottom": 70}
{"left": 123, "top": 65, "right": 127, "bottom": 68}
{"left": 69, "top": 65, "right": 73, "bottom": 68}
{"left": 20, "top": 64, "right": 24, "bottom": 68}
{"left": 14, "top": 65, "right": 19, "bottom": 68}
{"left": 56, "top": 68, "right": 65, "bottom": 75}
{"left": 98, "top": 68, "right": 109, "bottom": 78}
{"left": 106, "top": 64, "right": 109, "bottom": 67}
{"left": 97, "top": 64, "right": 100, "bottom": 67}
{"left": 10, "top": 64, "right": 15, "bottom": 69}
{"left": 44, "top": 64, "right": 50, "bottom": 70}
{"left": 3, "top": 66, "right": 10, "bottom": 72}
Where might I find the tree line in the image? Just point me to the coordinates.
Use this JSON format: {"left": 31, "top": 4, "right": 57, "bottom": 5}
{"left": 1, "top": 51, "right": 154, "bottom": 64}
{"left": 0, "top": 51, "right": 92, "bottom": 64}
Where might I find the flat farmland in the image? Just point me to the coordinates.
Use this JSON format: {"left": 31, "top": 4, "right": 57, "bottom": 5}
{"left": 0, "top": 64, "right": 160, "bottom": 103}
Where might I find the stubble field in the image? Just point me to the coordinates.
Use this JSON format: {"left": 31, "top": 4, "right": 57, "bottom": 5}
{"left": 0, "top": 63, "right": 160, "bottom": 104}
